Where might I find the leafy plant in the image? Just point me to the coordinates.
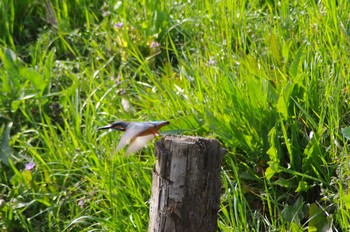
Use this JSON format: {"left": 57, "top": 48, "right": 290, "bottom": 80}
{"left": 1, "top": 0, "right": 350, "bottom": 231}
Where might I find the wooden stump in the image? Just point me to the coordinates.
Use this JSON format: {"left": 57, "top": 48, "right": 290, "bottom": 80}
{"left": 148, "top": 135, "right": 224, "bottom": 232}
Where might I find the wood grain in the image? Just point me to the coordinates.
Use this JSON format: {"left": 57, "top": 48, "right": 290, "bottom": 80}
{"left": 148, "top": 135, "right": 224, "bottom": 232}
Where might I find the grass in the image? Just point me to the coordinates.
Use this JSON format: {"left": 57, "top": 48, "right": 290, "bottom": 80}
{"left": 1, "top": 0, "right": 350, "bottom": 231}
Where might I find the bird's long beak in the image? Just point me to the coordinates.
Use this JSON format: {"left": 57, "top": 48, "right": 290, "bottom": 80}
{"left": 97, "top": 125, "right": 113, "bottom": 130}
{"left": 98, "top": 121, "right": 128, "bottom": 131}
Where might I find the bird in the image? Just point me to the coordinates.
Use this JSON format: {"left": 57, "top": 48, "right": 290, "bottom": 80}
{"left": 98, "top": 120, "right": 170, "bottom": 155}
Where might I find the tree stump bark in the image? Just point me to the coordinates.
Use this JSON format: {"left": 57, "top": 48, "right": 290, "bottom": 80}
{"left": 148, "top": 135, "right": 224, "bottom": 232}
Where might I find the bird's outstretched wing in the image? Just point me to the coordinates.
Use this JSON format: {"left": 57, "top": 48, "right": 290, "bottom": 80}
{"left": 116, "top": 123, "right": 152, "bottom": 153}
{"left": 126, "top": 134, "right": 155, "bottom": 155}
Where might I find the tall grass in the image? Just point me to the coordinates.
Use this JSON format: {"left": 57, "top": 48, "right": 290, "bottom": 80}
{"left": 1, "top": 0, "right": 350, "bottom": 231}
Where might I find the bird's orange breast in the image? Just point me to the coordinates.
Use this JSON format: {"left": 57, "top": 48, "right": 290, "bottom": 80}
{"left": 137, "top": 127, "right": 160, "bottom": 137}
{"left": 135, "top": 121, "right": 169, "bottom": 137}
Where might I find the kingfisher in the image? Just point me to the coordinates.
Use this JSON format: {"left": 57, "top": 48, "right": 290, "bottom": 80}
{"left": 98, "top": 121, "right": 170, "bottom": 155}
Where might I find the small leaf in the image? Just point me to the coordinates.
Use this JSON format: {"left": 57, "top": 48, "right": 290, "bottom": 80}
{"left": 308, "top": 203, "right": 328, "bottom": 232}
{"left": 281, "top": 204, "right": 294, "bottom": 221}
{"left": 341, "top": 127, "right": 350, "bottom": 140}
{"left": 0, "top": 48, "right": 22, "bottom": 87}
{"left": 289, "top": 222, "right": 301, "bottom": 232}
{"left": 343, "top": 193, "right": 350, "bottom": 209}
{"left": 266, "top": 127, "right": 279, "bottom": 162}
{"left": 22, "top": 170, "right": 33, "bottom": 185}
{"left": 43, "top": 49, "right": 56, "bottom": 95}
{"left": 22, "top": 68, "right": 48, "bottom": 94}
{"left": 11, "top": 100, "right": 22, "bottom": 112}
{"left": 289, "top": 45, "right": 304, "bottom": 78}
{"left": 11, "top": 93, "right": 38, "bottom": 112}
{"left": 0, "top": 123, "right": 13, "bottom": 166}
{"left": 269, "top": 34, "right": 281, "bottom": 65}
{"left": 296, "top": 180, "right": 309, "bottom": 192}
{"left": 274, "top": 177, "right": 293, "bottom": 188}
{"left": 265, "top": 161, "right": 279, "bottom": 180}
{"left": 277, "top": 94, "right": 288, "bottom": 118}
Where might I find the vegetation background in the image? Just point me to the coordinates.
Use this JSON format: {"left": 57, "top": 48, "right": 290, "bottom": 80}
{"left": 1, "top": 0, "right": 350, "bottom": 231}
